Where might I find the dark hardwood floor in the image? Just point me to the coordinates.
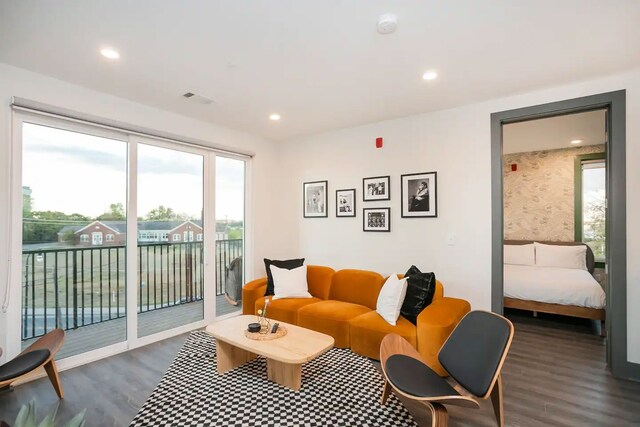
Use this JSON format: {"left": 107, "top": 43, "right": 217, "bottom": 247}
{"left": 0, "top": 334, "right": 188, "bottom": 427}
{"left": 1, "top": 312, "right": 639, "bottom": 426}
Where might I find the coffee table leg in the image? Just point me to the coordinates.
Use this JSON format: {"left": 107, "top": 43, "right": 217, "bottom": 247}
{"left": 216, "top": 340, "right": 256, "bottom": 374}
{"left": 266, "top": 358, "right": 302, "bottom": 391}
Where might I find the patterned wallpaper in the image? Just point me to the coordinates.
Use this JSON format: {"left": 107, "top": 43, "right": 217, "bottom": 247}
{"left": 503, "top": 144, "right": 605, "bottom": 241}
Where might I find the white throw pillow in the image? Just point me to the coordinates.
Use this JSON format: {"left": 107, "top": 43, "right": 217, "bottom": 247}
{"left": 504, "top": 244, "right": 535, "bottom": 266}
{"left": 534, "top": 242, "right": 588, "bottom": 270}
{"left": 270, "top": 264, "right": 312, "bottom": 300}
{"left": 376, "top": 274, "right": 408, "bottom": 326}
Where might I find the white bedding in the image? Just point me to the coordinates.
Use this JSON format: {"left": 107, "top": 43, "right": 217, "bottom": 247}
{"left": 504, "top": 264, "right": 605, "bottom": 309}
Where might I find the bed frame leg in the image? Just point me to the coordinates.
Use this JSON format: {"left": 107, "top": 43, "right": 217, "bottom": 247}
{"left": 533, "top": 311, "right": 538, "bottom": 318}
{"left": 600, "top": 320, "right": 606, "bottom": 337}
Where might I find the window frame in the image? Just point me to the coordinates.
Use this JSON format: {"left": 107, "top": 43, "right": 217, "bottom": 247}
{"left": 6, "top": 109, "right": 253, "bottom": 370}
{"left": 574, "top": 152, "right": 606, "bottom": 267}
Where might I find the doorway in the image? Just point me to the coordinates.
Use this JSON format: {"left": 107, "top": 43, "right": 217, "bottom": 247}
{"left": 490, "top": 91, "right": 631, "bottom": 379}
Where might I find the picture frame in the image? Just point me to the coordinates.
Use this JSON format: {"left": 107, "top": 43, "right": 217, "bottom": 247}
{"left": 303, "top": 180, "right": 328, "bottom": 218}
{"left": 363, "top": 207, "right": 391, "bottom": 232}
{"left": 362, "top": 175, "right": 390, "bottom": 201}
{"left": 336, "top": 189, "right": 356, "bottom": 217}
{"left": 400, "top": 172, "right": 437, "bottom": 218}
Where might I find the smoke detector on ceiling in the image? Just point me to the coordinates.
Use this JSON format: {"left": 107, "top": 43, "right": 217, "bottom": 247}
{"left": 183, "top": 92, "right": 215, "bottom": 105}
{"left": 377, "top": 14, "right": 398, "bottom": 35}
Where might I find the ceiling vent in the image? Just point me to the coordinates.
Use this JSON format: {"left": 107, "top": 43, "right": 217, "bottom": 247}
{"left": 182, "top": 92, "right": 215, "bottom": 105}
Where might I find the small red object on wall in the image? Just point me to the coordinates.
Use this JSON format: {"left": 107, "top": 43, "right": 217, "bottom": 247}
{"left": 511, "top": 164, "right": 517, "bottom": 172}
{"left": 376, "top": 137, "right": 383, "bottom": 148}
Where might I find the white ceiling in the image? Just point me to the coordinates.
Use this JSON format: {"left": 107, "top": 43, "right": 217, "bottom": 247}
{"left": 0, "top": 1, "right": 639, "bottom": 141}
{"left": 503, "top": 109, "right": 606, "bottom": 154}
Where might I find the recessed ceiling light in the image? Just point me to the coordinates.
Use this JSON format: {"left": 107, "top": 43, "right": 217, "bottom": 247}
{"left": 571, "top": 139, "right": 583, "bottom": 144}
{"left": 269, "top": 113, "right": 281, "bottom": 121}
{"left": 100, "top": 48, "right": 120, "bottom": 60}
{"left": 422, "top": 70, "right": 438, "bottom": 81}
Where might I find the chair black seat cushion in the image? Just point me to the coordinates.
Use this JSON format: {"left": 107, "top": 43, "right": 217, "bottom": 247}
{"left": 0, "top": 349, "right": 50, "bottom": 382}
{"left": 438, "top": 311, "right": 511, "bottom": 397}
{"left": 385, "top": 354, "right": 460, "bottom": 398}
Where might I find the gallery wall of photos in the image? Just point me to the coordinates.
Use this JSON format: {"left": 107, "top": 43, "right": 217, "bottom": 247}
{"left": 303, "top": 172, "right": 437, "bottom": 232}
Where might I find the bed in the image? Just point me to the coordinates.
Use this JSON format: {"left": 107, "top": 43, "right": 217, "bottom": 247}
{"left": 503, "top": 240, "right": 606, "bottom": 336}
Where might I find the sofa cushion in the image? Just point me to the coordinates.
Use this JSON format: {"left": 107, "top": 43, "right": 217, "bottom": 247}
{"left": 306, "top": 265, "right": 335, "bottom": 300}
{"left": 329, "top": 269, "right": 385, "bottom": 310}
{"left": 350, "top": 311, "right": 417, "bottom": 360}
{"left": 255, "top": 296, "right": 322, "bottom": 324}
{"left": 264, "top": 258, "right": 305, "bottom": 296}
{"left": 297, "top": 300, "right": 371, "bottom": 348}
{"left": 400, "top": 265, "right": 437, "bottom": 325}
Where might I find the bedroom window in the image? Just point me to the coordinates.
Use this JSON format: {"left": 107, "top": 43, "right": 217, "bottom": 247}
{"left": 575, "top": 153, "right": 606, "bottom": 263}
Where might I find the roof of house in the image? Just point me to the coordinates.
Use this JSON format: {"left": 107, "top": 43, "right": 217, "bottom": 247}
{"left": 63, "top": 219, "right": 216, "bottom": 234}
{"left": 57, "top": 225, "right": 84, "bottom": 235}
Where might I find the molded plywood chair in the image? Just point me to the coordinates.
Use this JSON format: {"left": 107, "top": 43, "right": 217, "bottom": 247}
{"left": 380, "top": 311, "right": 514, "bottom": 427}
{"left": 0, "top": 329, "right": 65, "bottom": 398}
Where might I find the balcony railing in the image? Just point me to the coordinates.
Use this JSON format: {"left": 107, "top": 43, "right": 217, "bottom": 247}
{"left": 21, "top": 239, "right": 242, "bottom": 341}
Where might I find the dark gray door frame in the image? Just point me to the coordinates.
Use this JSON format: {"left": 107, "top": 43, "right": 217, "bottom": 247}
{"left": 490, "top": 90, "right": 638, "bottom": 381}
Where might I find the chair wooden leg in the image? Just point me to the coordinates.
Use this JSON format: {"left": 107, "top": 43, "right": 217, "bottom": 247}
{"left": 380, "top": 380, "right": 392, "bottom": 405}
{"left": 490, "top": 374, "right": 504, "bottom": 427}
{"left": 43, "top": 360, "right": 64, "bottom": 399}
{"left": 424, "top": 402, "right": 449, "bottom": 427}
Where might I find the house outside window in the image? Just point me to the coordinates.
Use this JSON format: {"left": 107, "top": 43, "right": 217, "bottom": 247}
{"left": 80, "top": 234, "right": 89, "bottom": 242}
{"left": 196, "top": 233, "right": 203, "bottom": 241}
{"left": 173, "top": 234, "right": 181, "bottom": 242}
{"left": 106, "top": 234, "right": 114, "bottom": 242}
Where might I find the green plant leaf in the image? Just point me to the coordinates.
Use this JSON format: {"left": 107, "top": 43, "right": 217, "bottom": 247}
{"left": 62, "top": 409, "right": 86, "bottom": 427}
{"left": 13, "top": 399, "right": 36, "bottom": 427}
{"left": 37, "top": 403, "right": 58, "bottom": 427}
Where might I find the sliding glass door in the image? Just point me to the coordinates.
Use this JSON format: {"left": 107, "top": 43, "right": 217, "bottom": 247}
{"left": 215, "top": 156, "right": 246, "bottom": 316}
{"left": 20, "top": 121, "right": 128, "bottom": 359}
{"left": 9, "top": 112, "right": 242, "bottom": 365}
{"left": 136, "top": 142, "right": 207, "bottom": 337}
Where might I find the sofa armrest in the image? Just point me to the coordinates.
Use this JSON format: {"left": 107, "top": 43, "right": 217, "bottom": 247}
{"left": 416, "top": 297, "right": 471, "bottom": 376}
{"left": 242, "top": 278, "right": 268, "bottom": 315}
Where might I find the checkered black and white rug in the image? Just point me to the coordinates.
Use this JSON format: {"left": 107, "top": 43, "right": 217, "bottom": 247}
{"left": 130, "top": 331, "right": 417, "bottom": 426}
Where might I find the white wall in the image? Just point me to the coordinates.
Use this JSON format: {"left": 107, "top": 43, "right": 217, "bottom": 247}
{"left": 280, "top": 68, "right": 640, "bottom": 364}
{"left": 0, "top": 63, "right": 286, "bottom": 359}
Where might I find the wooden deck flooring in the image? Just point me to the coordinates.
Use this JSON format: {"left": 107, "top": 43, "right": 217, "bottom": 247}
{"left": 20, "top": 295, "right": 240, "bottom": 359}
{"left": 1, "top": 311, "right": 639, "bottom": 426}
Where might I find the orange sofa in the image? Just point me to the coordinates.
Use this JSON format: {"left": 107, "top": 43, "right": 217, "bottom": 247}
{"left": 242, "top": 265, "right": 470, "bottom": 375}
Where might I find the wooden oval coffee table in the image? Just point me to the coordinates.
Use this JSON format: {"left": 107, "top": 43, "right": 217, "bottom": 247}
{"left": 205, "top": 315, "right": 334, "bottom": 391}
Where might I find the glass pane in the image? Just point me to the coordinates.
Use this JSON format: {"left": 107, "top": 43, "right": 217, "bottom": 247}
{"left": 137, "top": 144, "right": 204, "bottom": 337}
{"left": 215, "top": 156, "right": 245, "bottom": 316}
{"left": 582, "top": 160, "right": 606, "bottom": 260}
{"left": 21, "top": 123, "right": 127, "bottom": 359}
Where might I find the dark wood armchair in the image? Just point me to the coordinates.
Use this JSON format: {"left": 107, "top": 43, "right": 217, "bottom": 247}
{"left": 0, "top": 329, "right": 65, "bottom": 398}
{"left": 380, "top": 311, "right": 514, "bottom": 427}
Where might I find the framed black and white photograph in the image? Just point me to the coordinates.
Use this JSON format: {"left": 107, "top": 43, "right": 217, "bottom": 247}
{"left": 336, "top": 189, "right": 356, "bottom": 217}
{"left": 303, "top": 180, "right": 328, "bottom": 218}
{"left": 401, "top": 172, "right": 437, "bottom": 218}
{"left": 363, "top": 175, "right": 390, "bottom": 201}
{"left": 363, "top": 207, "right": 390, "bottom": 232}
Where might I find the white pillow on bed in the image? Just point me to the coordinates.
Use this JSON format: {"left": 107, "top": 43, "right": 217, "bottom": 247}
{"left": 534, "top": 242, "right": 588, "bottom": 271}
{"left": 504, "top": 244, "right": 535, "bottom": 266}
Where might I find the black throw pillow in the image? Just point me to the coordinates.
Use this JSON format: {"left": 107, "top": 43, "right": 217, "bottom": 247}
{"left": 263, "top": 258, "right": 305, "bottom": 296}
{"left": 400, "top": 265, "right": 436, "bottom": 325}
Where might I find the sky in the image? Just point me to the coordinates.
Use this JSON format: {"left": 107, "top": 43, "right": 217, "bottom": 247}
{"left": 22, "top": 122, "right": 245, "bottom": 221}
